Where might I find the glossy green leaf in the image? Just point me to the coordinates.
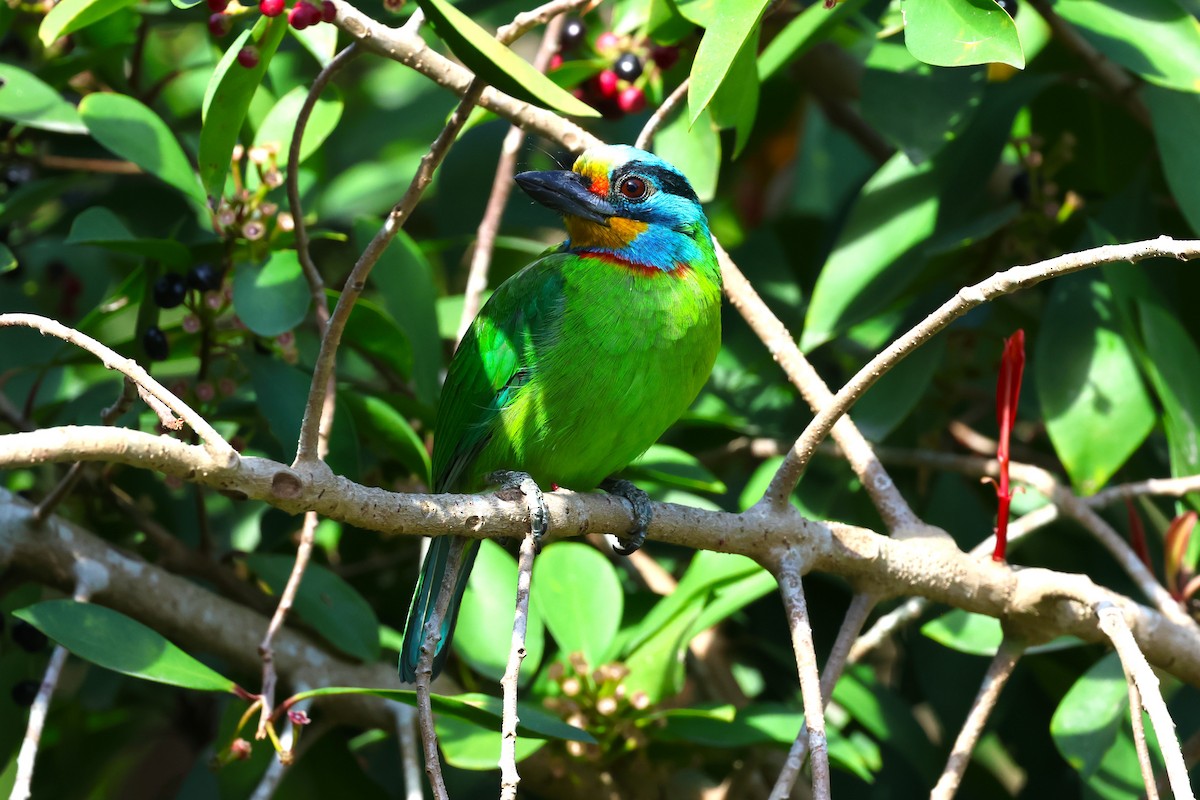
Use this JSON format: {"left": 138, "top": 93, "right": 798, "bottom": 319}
{"left": 14, "top": 600, "right": 236, "bottom": 692}
{"left": 1056, "top": 0, "right": 1200, "bottom": 93}
{"left": 436, "top": 715, "right": 547, "bottom": 770}
{"left": 1145, "top": 87, "right": 1200, "bottom": 236}
{"left": 801, "top": 153, "right": 939, "bottom": 351}
{"left": 337, "top": 293, "right": 415, "bottom": 381}
{"left": 0, "top": 244, "right": 15, "bottom": 275}
{"left": 341, "top": 393, "right": 431, "bottom": 487}
{"left": 758, "top": 0, "right": 869, "bottom": 80}
{"left": 244, "top": 553, "right": 380, "bottom": 662}
{"left": 288, "top": 687, "right": 594, "bottom": 742}
{"left": 687, "top": 0, "right": 770, "bottom": 124}
{"left": 1138, "top": 296, "right": 1200, "bottom": 487}
{"left": 0, "top": 63, "right": 87, "bottom": 134}
{"left": 708, "top": 28, "right": 759, "bottom": 157}
{"left": 1051, "top": 652, "right": 1128, "bottom": 779}
{"left": 1035, "top": 274, "right": 1155, "bottom": 494}
{"left": 623, "top": 593, "right": 703, "bottom": 704}
{"left": 630, "top": 444, "right": 726, "bottom": 494}
{"left": 66, "top": 207, "right": 192, "bottom": 266}
{"left": 290, "top": 19, "right": 337, "bottom": 66}
{"left": 232, "top": 251, "right": 311, "bottom": 337}
{"left": 79, "top": 93, "right": 206, "bottom": 208}
{"left": 903, "top": 0, "right": 1024, "bottom": 69}
{"left": 198, "top": 15, "right": 289, "bottom": 200}
{"left": 833, "top": 666, "right": 940, "bottom": 782}
{"left": 359, "top": 221, "right": 443, "bottom": 407}
{"left": 922, "top": 609, "right": 1085, "bottom": 656}
{"left": 454, "top": 539, "right": 545, "bottom": 684}
{"left": 688, "top": 568, "right": 774, "bottom": 635}
{"left": 39, "top": 0, "right": 137, "bottom": 48}
{"left": 654, "top": 106, "right": 720, "bottom": 203}
{"left": 414, "top": 0, "right": 598, "bottom": 118}
{"left": 854, "top": 334, "right": 946, "bottom": 442}
{"left": 253, "top": 86, "right": 344, "bottom": 168}
{"left": 532, "top": 542, "right": 622, "bottom": 665}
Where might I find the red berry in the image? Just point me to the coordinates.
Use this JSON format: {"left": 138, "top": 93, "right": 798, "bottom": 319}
{"left": 617, "top": 86, "right": 646, "bottom": 114}
{"left": 596, "top": 69, "right": 619, "bottom": 98}
{"left": 260, "top": 0, "right": 284, "bottom": 15}
{"left": 549, "top": 52, "right": 564, "bottom": 70}
{"left": 288, "top": 0, "right": 320, "bottom": 28}
{"left": 237, "top": 46, "right": 259, "bottom": 68}
{"left": 651, "top": 45, "right": 679, "bottom": 70}
{"left": 206, "top": 0, "right": 228, "bottom": 11}
{"left": 321, "top": 0, "right": 336, "bottom": 21}
{"left": 595, "top": 31, "right": 619, "bottom": 52}
{"left": 208, "top": 12, "right": 231, "bottom": 37}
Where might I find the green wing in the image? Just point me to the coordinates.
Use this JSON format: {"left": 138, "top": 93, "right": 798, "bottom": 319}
{"left": 432, "top": 253, "right": 569, "bottom": 492}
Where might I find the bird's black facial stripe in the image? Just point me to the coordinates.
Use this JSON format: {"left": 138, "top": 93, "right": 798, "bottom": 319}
{"left": 615, "top": 161, "right": 699, "bottom": 205}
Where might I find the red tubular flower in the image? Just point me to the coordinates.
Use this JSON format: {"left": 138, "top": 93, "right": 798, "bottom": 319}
{"left": 1124, "top": 498, "right": 1153, "bottom": 572}
{"left": 992, "top": 330, "right": 1025, "bottom": 562}
{"left": 1164, "top": 511, "right": 1197, "bottom": 601}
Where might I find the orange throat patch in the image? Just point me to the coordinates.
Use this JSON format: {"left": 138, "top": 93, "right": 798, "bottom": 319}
{"left": 565, "top": 215, "right": 647, "bottom": 250}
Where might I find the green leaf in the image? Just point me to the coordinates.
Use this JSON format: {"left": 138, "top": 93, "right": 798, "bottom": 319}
{"left": 532, "top": 543, "right": 622, "bottom": 665}
{"left": 244, "top": 554, "right": 381, "bottom": 661}
{"left": 337, "top": 293, "right": 415, "bottom": 381}
{"left": 707, "top": 28, "right": 759, "bottom": 157}
{"left": 360, "top": 220, "right": 443, "bottom": 407}
{"left": 854, "top": 334, "right": 946, "bottom": 442}
{"left": 79, "top": 92, "right": 207, "bottom": 209}
{"left": 341, "top": 393, "right": 431, "bottom": 487}
{"left": 0, "top": 63, "right": 87, "bottom": 134}
{"left": 833, "top": 666, "right": 940, "bottom": 782}
{"left": 290, "top": 20, "right": 338, "bottom": 66}
{"left": 39, "top": 0, "right": 137, "bottom": 48}
{"left": 1035, "top": 274, "right": 1155, "bottom": 495}
{"left": 414, "top": 0, "right": 598, "bottom": 118}
{"left": 687, "top": 0, "right": 770, "bottom": 124}
{"left": 758, "top": 0, "right": 870, "bottom": 81}
{"left": 1051, "top": 652, "right": 1128, "bottom": 780}
{"left": 688, "top": 568, "right": 775, "bottom": 635}
{"left": 623, "top": 592, "right": 703, "bottom": 704}
{"left": 629, "top": 444, "right": 726, "bottom": 494}
{"left": 1137, "top": 296, "right": 1200, "bottom": 488}
{"left": 65, "top": 207, "right": 192, "bottom": 266}
{"left": 232, "top": 251, "right": 311, "bottom": 337}
{"left": 921, "top": 609, "right": 1002, "bottom": 655}
{"left": 198, "top": 15, "right": 289, "bottom": 200}
{"left": 654, "top": 106, "right": 720, "bottom": 203}
{"left": 287, "top": 687, "right": 595, "bottom": 742}
{"left": 903, "top": 0, "right": 1024, "bottom": 69}
{"left": 0, "top": 243, "right": 15, "bottom": 275}
{"left": 253, "top": 86, "right": 344, "bottom": 168}
{"left": 800, "top": 153, "right": 939, "bottom": 351}
{"left": 436, "top": 715, "right": 546, "bottom": 770}
{"left": 1055, "top": 0, "right": 1200, "bottom": 93}
{"left": 169, "top": 0, "right": 202, "bottom": 7}
{"left": 14, "top": 600, "right": 236, "bottom": 692}
{"left": 1145, "top": 87, "right": 1200, "bottom": 236}
{"left": 454, "top": 539, "right": 545, "bottom": 684}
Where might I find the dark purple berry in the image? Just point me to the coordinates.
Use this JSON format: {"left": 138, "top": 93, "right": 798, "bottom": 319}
{"left": 11, "top": 680, "right": 39, "bottom": 707}
{"left": 559, "top": 17, "right": 585, "bottom": 50}
{"left": 650, "top": 45, "right": 679, "bottom": 70}
{"left": 236, "top": 46, "right": 260, "bottom": 69}
{"left": 187, "top": 263, "right": 222, "bottom": 292}
{"left": 143, "top": 326, "right": 169, "bottom": 361}
{"left": 995, "top": 0, "right": 1017, "bottom": 18}
{"left": 11, "top": 620, "right": 47, "bottom": 653}
{"left": 614, "top": 52, "right": 643, "bottom": 81}
{"left": 207, "top": 0, "right": 229, "bottom": 11}
{"left": 153, "top": 273, "right": 188, "bottom": 309}
{"left": 208, "top": 12, "right": 231, "bottom": 37}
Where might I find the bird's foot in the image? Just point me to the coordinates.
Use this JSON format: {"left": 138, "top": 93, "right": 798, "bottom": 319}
{"left": 488, "top": 470, "right": 548, "bottom": 552}
{"left": 601, "top": 478, "right": 652, "bottom": 556}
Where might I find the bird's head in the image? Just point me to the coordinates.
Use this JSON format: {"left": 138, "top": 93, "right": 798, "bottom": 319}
{"left": 514, "top": 144, "right": 712, "bottom": 274}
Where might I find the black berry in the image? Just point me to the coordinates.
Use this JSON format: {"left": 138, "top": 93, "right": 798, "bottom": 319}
{"left": 11, "top": 620, "right": 47, "bottom": 653}
{"left": 1010, "top": 171, "right": 1031, "bottom": 204}
{"left": 153, "top": 273, "right": 188, "bottom": 308}
{"left": 560, "top": 17, "right": 586, "bottom": 50}
{"left": 11, "top": 680, "right": 39, "bottom": 707}
{"left": 143, "top": 326, "right": 169, "bottom": 361}
{"left": 187, "top": 263, "right": 222, "bottom": 292}
{"left": 995, "top": 0, "right": 1017, "bottom": 18}
{"left": 614, "top": 52, "right": 643, "bottom": 81}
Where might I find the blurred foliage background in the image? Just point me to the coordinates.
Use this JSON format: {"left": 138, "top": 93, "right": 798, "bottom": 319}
{"left": 2, "top": 0, "right": 1200, "bottom": 796}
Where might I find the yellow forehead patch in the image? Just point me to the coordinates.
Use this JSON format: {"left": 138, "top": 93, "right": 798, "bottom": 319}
{"left": 574, "top": 158, "right": 610, "bottom": 196}
{"left": 565, "top": 215, "right": 647, "bottom": 250}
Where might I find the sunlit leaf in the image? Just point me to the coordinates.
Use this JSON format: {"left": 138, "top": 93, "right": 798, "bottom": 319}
{"left": 232, "top": 250, "right": 311, "bottom": 337}
{"left": 532, "top": 543, "right": 622, "bottom": 664}
{"left": 454, "top": 539, "right": 545, "bottom": 684}
{"left": 687, "top": 0, "right": 770, "bottom": 124}
{"left": 253, "top": 86, "right": 344, "bottom": 168}
{"left": 903, "top": 0, "right": 1024, "bottom": 69}
{"left": 0, "top": 63, "right": 87, "bottom": 134}
{"left": 40, "top": 0, "right": 137, "bottom": 48}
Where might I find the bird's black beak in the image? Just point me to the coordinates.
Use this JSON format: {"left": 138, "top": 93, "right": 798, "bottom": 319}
{"left": 514, "top": 170, "right": 616, "bottom": 226}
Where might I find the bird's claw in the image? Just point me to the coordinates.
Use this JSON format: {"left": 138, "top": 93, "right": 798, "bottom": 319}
{"left": 601, "top": 478, "right": 651, "bottom": 555}
{"left": 488, "top": 470, "right": 548, "bottom": 552}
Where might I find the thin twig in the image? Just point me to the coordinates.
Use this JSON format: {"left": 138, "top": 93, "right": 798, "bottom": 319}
{"left": 0, "top": 314, "right": 232, "bottom": 458}
{"left": 249, "top": 686, "right": 316, "bottom": 798}
{"left": 1126, "top": 680, "right": 1162, "bottom": 800}
{"left": 395, "top": 704, "right": 424, "bottom": 800}
{"left": 1096, "top": 602, "right": 1195, "bottom": 800}
{"left": 500, "top": 527, "right": 538, "bottom": 799}
{"left": 635, "top": 78, "right": 689, "bottom": 151}
{"left": 35, "top": 154, "right": 143, "bottom": 174}
{"left": 760, "top": 237, "right": 1200, "bottom": 512}
{"left": 768, "top": 548, "right": 830, "bottom": 800}
{"left": 457, "top": 15, "right": 566, "bottom": 345}
{"left": 930, "top": 637, "right": 1026, "bottom": 800}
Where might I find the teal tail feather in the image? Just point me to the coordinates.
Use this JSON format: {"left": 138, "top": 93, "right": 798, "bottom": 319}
{"left": 399, "top": 535, "right": 479, "bottom": 682}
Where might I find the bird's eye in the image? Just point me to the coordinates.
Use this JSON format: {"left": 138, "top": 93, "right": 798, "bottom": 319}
{"left": 619, "top": 176, "right": 648, "bottom": 200}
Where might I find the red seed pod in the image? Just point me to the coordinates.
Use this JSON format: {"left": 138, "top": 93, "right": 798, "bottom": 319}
{"left": 259, "top": 0, "right": 285, "bottom": 15}
{"left": 595, "top": 31, "right": 619, "bottom": 52}
{"left": 208, "top": 12, "right": 232, "bottom": 37}
{"left": 236, "top": 46, "right": 260, "bottom": 68}
{"left": 549, "top": 52, "right": 564, "bottom": 70}
{"left": 206, "top": 0, "right": 229, "bottom": 12}
{"left": 617, "top": 85, "right": 646, "bottom": 114}
{"left": 595, "top": 69, "right": 619, "bottom": 98}
{"left": 321, "top": 0, "right": 336, "bottom": 22}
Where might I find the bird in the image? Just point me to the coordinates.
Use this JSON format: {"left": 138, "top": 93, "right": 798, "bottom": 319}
{"left": 399, "top": 144, "right": 722, "bottom": 682}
